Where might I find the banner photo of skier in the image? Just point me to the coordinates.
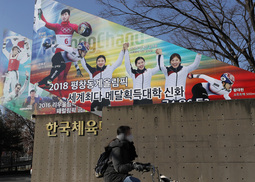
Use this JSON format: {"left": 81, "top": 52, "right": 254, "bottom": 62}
{"left": 31, "top": 0, "right": 255, "bottom": 114}
{"left": 0, "top": 29, "right": 86, "bottom": 120}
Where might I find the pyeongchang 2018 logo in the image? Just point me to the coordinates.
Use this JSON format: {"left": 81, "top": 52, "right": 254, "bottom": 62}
{"left": 61, "top": 27, "right": 73, "bottom": 33}
{"left": 71, "top": 31, "right": 145, "bottom": 53}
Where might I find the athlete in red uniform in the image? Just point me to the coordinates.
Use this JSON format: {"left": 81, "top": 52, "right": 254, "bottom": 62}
{"left": 40, "top": 8, "right": 82, "bottom": 81}
{"left": 8, "top": 52, "right": 20, "bottom": 71}
{"left": 2, "top": 38, "right": 30, "bottom": 98}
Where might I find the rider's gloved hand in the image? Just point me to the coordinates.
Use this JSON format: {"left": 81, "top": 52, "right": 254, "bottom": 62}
{"left": 142, "top": 163, "right": 151, "bottom": 172}
{"left": 133, "top": 162, "right": 144, "bottom": 172}
{"left": 133, "top": 162, "right": 151, "bottom": 172}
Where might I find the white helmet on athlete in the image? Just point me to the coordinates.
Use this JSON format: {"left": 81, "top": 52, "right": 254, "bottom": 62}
{"left": 77, "top": 41, "right": 89, "bottom": 52}
{"left": 221, "top": 73, "right": 235, "bottom": 84}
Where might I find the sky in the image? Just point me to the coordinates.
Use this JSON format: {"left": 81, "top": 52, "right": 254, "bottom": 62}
{"left": 0, "top": 0, "right": 104, "bottom": 46}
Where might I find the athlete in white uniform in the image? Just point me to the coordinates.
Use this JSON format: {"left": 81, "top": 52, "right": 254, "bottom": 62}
{"left": 3, "top": 71, "right": 29, "bottom": 103}
{"left": 37, "top": 42, "right": 89, "bottom": 87}
{"left": 159, "top": 53, "right": 201, "bottom": 101}
{"left": 125, "top": 44, "right": 160, "bottom": 105}
{"left": 188, "top": 73, "right": 235, "bottom": 101}
{"left": 81, "top": 43, "right": 126, "bottom": 111}
{"left": 2, "top": 38, "right": 30, "bottom": 98}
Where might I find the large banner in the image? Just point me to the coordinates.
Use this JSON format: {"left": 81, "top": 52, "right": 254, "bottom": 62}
{"left": 0, "top": 29, "right": 86, "bottom": 119}
{"left": 30, "top": 0, "right": 255, "bottom": 115}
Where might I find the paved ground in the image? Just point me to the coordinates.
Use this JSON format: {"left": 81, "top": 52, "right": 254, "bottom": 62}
{"left": 0, "top": 174, "right": 30, "bottom": 182}
{"left": 0, "top": 176, "right": 30, "bottom": 182}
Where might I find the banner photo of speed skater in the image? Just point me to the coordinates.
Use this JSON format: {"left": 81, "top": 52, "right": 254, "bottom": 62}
{"left": 31, "top": 0, "right": 255, "bottom": 115}
{"left": 0, "top": 29, "right": 86, "bottom": 120}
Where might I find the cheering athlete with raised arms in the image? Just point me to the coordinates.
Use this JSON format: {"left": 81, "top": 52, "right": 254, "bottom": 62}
{"left": 81, "top": 43, "right": 127, "bottom": 111}
{"left": 2, "top": 38, "right": 30, "bottom": 98}
{"left": 159, "top": 52, "right": 201, "bottom": 102}
{"left": 38, "top": 8, "right": 92, "bottom": 80}
{"left": 125, "top": 44, "right": 161, "bottom": 105}
{"left": 3, "top": 71, "right": 29, "bottom": 104}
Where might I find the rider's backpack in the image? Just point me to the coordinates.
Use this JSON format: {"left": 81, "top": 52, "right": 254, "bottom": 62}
{"left": 95, "top": 147, "right": 112, "bottom": 178}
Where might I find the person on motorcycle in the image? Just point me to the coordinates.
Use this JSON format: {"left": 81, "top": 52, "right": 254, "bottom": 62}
{"left": 104, "top": 126, "right": 150, "bottom": 182}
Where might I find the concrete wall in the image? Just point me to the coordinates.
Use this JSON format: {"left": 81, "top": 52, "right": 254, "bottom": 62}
{"left": 32, "top": 99, "right": 255, "bottom": 182}
{"left": 31, "top": 112, "right": 104, "bottom": 182}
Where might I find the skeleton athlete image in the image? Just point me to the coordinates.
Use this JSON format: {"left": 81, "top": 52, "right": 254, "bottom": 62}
{"left": 39, "top": 8, "right": 92, "bottom": 80}
{"left": 188, "top": 72, "right": 235, "bottom": 101}
{"left": 81, "top": 43, "right": 126, "bottom": 111}
{"left": 36, "top": 42, "right": 89, "bottom": 88}
{"left": 124, "top": 44, "right": 161, "bottom": 105}
{"left": 2, "top": 38, "right": 30, "bottom": 98}
{"left": 159, "top": 53, "right": 201, "bottom": 101}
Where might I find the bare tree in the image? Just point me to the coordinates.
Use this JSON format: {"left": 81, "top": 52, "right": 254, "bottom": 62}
{"left": 4, "top": 111, "right": 35, "bottom": 156}
{"left": 0, "top": 109, "right": 34, "bottom": 171}
{"left": 98, "top": 0, "right": 255, "bottom": 72}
